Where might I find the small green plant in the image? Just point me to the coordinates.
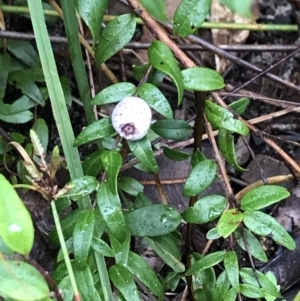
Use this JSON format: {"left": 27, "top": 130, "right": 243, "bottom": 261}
{"left": 0, "top": 0, "right": 297, "bottom": 301}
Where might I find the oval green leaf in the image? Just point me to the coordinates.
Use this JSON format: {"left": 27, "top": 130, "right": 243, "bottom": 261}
{"left": 183, "top": 160, "right": 216, "bottom": 197}
{"left": 241, "top": 185, "right": 290, "bottom": 211}
{"left": 213, "top": 270, "right": 230, "bottom": 301}
{"left": 92, "top": 82, "right": 136, "bottom": 105}
{"left": 183, "top": 195, "right": 226, "bottom": 224}
{"left": 125, "top": 204, "right": 181, "bottom": 236}
{"left": 163, "top": 147, "right": 190, "bottom": 161}
{"left": 74, "top": 117, "right": 115, "bottom": 147}
{"left": 73, "top": 210, "right": 95, "bottom": 262}
{"left": 151, "top": 119, "right": 192, "bottom": 141}
{"left": 229, "top": 98, "right": 250, "bottom": 115}
{"left": 91, "top": 237, "right": 114, "bottom": 257}
{"left": 224, "top": 251, "right": 239, "bottom": 292}
{"left": 217, "top": 209, "right": 244, "bottom": 238}
{"left": 206, "top": 227, "right": 221, "bottom": 240}
{"left": 148, "top": 40, "right": 184, "bottom": 105}
{"left": 82, "top": 150, "right": 103, "bottom": 177}
{"left": 243, "top": 211, "right": 296, "bottom": 250}
{"left": 0, "top": 260, "right": 50, "bottom": 300}
{"left": 137, "top": 83, "right": 173, "bottom": 119}
{"left": 118, "top": 176, "right": 144, "bottom": 196}
{"left": 181, "top": 67, "right": 224, "bottom": 91}
{"left": 0, "top": 174, "right": 34, "bottom": 254}
{"left": 173, "top": 0, "right": 212, "bottom": 37}
{"left": 95, "top": 14, "right": 136, "bottom": 64}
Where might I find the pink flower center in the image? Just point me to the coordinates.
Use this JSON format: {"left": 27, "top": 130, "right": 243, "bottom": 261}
{"left": 120, "top": 123, "right": 138, "bottom": 136}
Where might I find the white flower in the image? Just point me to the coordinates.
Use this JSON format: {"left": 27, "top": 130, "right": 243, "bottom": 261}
{"left": 111, "top": 96, "right": 152, "bottom": 141}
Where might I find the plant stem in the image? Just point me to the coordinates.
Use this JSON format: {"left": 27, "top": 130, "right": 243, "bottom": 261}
{"left": 0, "top": 5, "right": 298, "bottom": 31}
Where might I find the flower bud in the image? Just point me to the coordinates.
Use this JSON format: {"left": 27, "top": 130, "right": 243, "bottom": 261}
{"left": 111, "top": 96, "right": 152, "bottom": 141}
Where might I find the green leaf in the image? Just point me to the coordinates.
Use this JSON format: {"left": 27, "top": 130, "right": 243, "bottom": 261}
{"left": 181, "top": 67, "right": 224, "bottom": 91}
{"left": 140, "top": 0, "right": 166, "bottom": 21}
{"left": 191, "top": 149, "right": 207, "bottom": 166}
{"left": 206, "top": 227, "right": 221, "bottom": 240}
{"left": 125, "top": 204, "right": 181, "bottom": 236}
{"left": 64, "top": 176, "right": 98, "bottom": 201}
{"left": 229, "top": 98, "right": 250, "bottom": 115}
{"left": 240, "top": 268, "right": 281, "bottom": 298}
{"left": 219, "top": 0, "right": 256, "bottom": 18}
{"left": 217, "top": 209, "right": 244, "bottom": 238}
{"left": 151, "top": 119, "right": 192, "bottom": 141}
{"left": 118, "top": 176, "right": 144, "bottom": 196}
{"left": 183, "top": 160, "right": 216, "bottom": 197}
{"left": 0, "top": 260, "right": 49, "bottom": 300}
{"left": 218, "top": 128, "right": 246, "bottom": 171}
{"left": 224, "top": 251, "right": 239, "bottom": 292}
{"left": 243, "top": 211, "right": 296, "bottom": 250}
{"left": 137, "top": 83, "right": 173, "bottom": 119}
{"left": 95, "top": 14, "right": 136, "bottom": 64}
{"left": 128, "top": 136, "right": 159, "bottom": 173}
{"left": 183, "top": 195, "right": 226, "bottom": 224}
{"left": 34, "top": 118, "right": 49, "bottom": 152}
{"left": 205, "top": 100, "right": 249, "bottom": 136}
{"left": 224, "top": 288, "right": 238, "bottom": 301}
{"left": 101, "top": 150, "right": 122, "bottom": 195}
{"left": 143, "top": 237, "right": 185, "bottom": 272}
{"left": 109, "top": 229, "right": 131, "bottom": 264}
{"left": 73, "top": 210, "right": 95, "bottom": 262}
{"left": 74, "top": 117, "right": 115, "bottom": 147}
{"left": 109, "top": 264, "right": 140, "bottom": 301}
{"left": 97, "top": 182, "right": 127, "bottom": 242}
{"left": 127, "top": 251, "right": 164, "bottom": 299}
{"left": 213, "top": 270, "right": 230, "bottom": 301}
{"left": 234, "top": 228, "right": 267, "bottom": 262}
{"left": 92, "top": 82, "right": 136, "bottom": 105}
{"left": 91, "top": 237, "right": 114, "bottom": 257}
{"left": 241, "top": 185, "right": 290, "bottom": 211}
{"left": 186, "top": 251, "right": 226, "bottom": 275}
{"left": 132, "top": 63, "right": 165, "bottom": 86}
{"left": 0, "top": 53, "right": 11, "bottom": 101}
{"left": 0, "top": 95, "right": 35, "bottom": 115}
{"left": 75, "top": 0, "right": 107, "bottom": 43}
{"left": 134, "top": 192, "right": 152, "bottom": 209}
{"left": 148, "top": 41, "right": 184, "bottom": 105}
{"left": 0, "top": 109, "right": 33, "bottom": 124}
{"left": 73, "top": 262, "right": 102, "bottom": 301}
{"left": 240, "top": 283, "right": 263, "bottom": 299}
{"left": 163, "top": 147, "right": 190, "bottom": 161}
{"left": 173, "top": 0, "right": 212, "bottom": 37}
{"left": 0, "top": 174, "right": 34, "bottom": 254}
{"left": 60, "top": 76, "right": 72, "bottom": 106}
{"left": 82, "top": 150, "right": 103, "bottom": 177}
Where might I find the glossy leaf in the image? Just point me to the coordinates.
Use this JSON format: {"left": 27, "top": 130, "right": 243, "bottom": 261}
{"left": 82, "top": 150, "right": 103, "bottom": 177}
{"left": 34, "top": 118, "right": 48, "bottom": 152}
{"left": 74, "top": 117, "right": 115, "bottom": 147}
{"left": 219, "top": 0, "right": 256, "bottom": 18}
{"left": 92, "top": 82, "right": 136, "bottom": 105}
{"left": 0, "top": 109, "right": 33, "bottom": 124}
{"left": 75, "top": 0, "right": 107, "bottom": 43}
{"left": 148, "top": 40, "right": 184, "bottom": 105}
{"left": 109, "top": 229, "right": 131, "bottom": 264}
{"left": 224, "top": 288, "right": 238, "bottom": 301}
{"left": 229, "top": 98, "right": 250, "bottom": 114}
{"left": 191, "top": 149, "right": 206, "bottom": 166}
{"left": 205, "top": 100, "right": 249, "bottom": 136}
{"left": 140, "top": 0, "right": 166, "bottom": 21}
{"left": 218, "top": 128, "right": 246, "bottom": 171}
{"left": 243, "top": 211, "right": 296, "bottom": 250}
{"left": 240, "top": 185, "right": 290, "bottom": 211}
{"left": 0, "top": 53, "right": 11, "bottom": 100}
{"left": 134, "top": 192, "right": 152, "bottom": 209}
{"left": 173, "top": 0, "right": 212, "bottom": 37}
{"left": 151, "top": 119, "right": 192, "bottom": 141}
{"left": 101, "top": 150, "right": 122, "bottom": 195}
{"left": 73, "top": 210, "right": 95, "bottom": 262}
{"left": 73, "top": 262, "right": 102, "bottom": 301}
{"left": 206, "top": 227, "right": 221, "bottom": 240}
{"left": 128, "top": 136, "right": 159, "bottom": 173}
{"left": 217, "top": 209, "right": 244, "bottom": 238}
{"left": 181, "top": 67, "right": 224, "bottom": 91}
{"left": 132, "top": 63, "right": 165, "bottom": 86}
{"left": 0, "top": 174, "right": 34, "bottom": 254}
{"left": 163, "top": 147, "right": 190, "bottom": 161}
{"left": 234, "top": 228, "right": 268, "bottom": 262}
{"left": 64, "top": 176, "right": 98, "bottom": 201}
{"left": 126, "top": 204, "right": 181, "bottom": 236}
{"left": 186, "top": 251, "right": 226, "bottom": 275}
{"left": 91, "top": 237, "right": 114, "bottom": 257}
{"left": 137, "top": 83, "right": 173, "bottom": 119}
{"left": 183, "top": 195, "right": 226, "bottom": 224}
{"left": 109, "top": 264, "right": 140, "bottom": 301}
{"left": 95, "top": 14, "right": 136, "bottom": 64}
{"left": 240, "top": 283, "right": 263, "bottom": 299}
{"left": 183, "top": 160, "right": 216, "bottom": 197}
{"left": 0, "top": 260, "right": 49, "bottom": 300}
{"left": 118, "top": 176, "right": 144, "bottom": 196}
{"left": 213, "top": 270, "right": 230, "bottom": 301}
{"left": 224, "top": 251, "right": 239, "bottom": 292}
{"left": 127, "top": 251, "right": 164, "bottom": 299}
{"left": 143, "top": 237, "right": 185, "bottom": 272}
{"left": 97, "top": 182, "right": 127, "bottom": 242}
